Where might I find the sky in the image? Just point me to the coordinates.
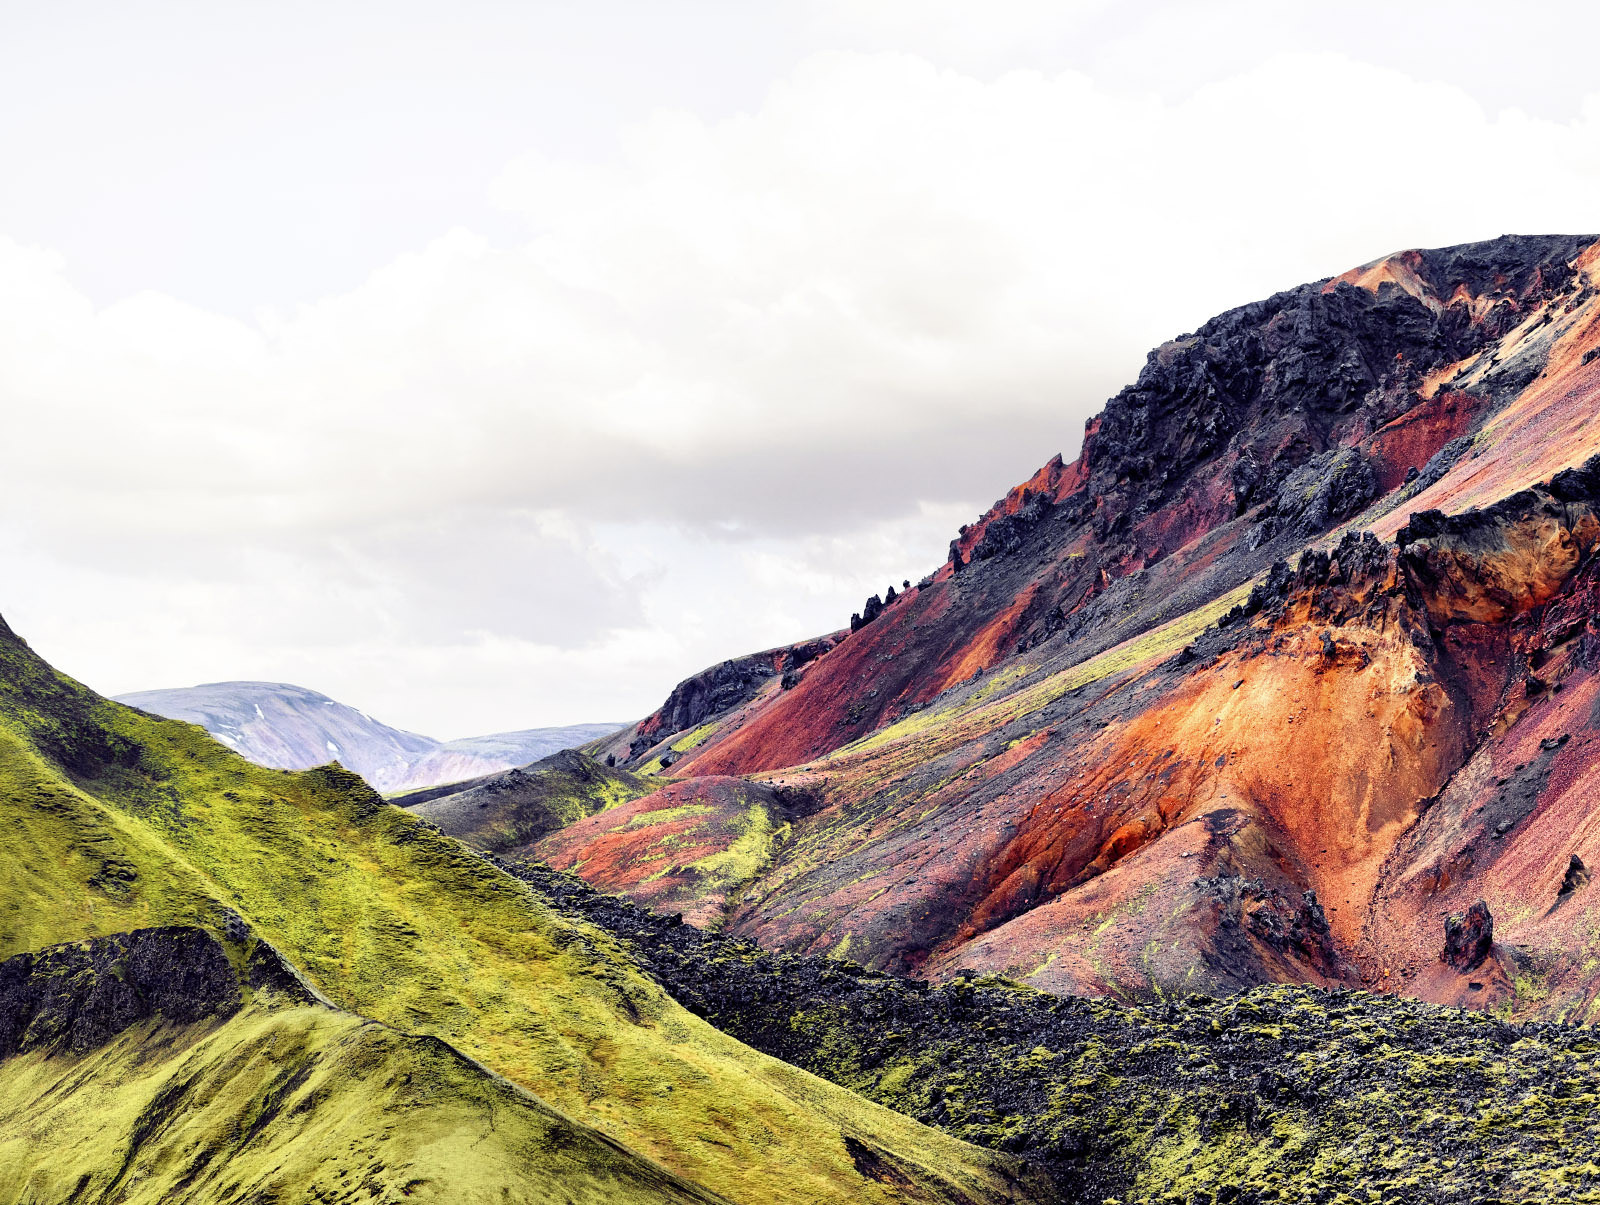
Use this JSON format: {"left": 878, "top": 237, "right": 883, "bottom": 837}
{"left": 3, "top": 1, "right": 1600, "bottom": 738}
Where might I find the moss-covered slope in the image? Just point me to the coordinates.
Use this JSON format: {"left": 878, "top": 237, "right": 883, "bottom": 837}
{"left": 0, "top": 928, "right": 727, "bottom": 1205}
{"left": 515, "top": 859, "right": 1600, "bottom": 1205}
{"left": 0, "top": 613, "right": 1045, "bottom": 1205}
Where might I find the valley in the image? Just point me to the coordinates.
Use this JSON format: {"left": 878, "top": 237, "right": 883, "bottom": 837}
{"left": 10, "top": 234, "right": 1600, "bottom": 1202}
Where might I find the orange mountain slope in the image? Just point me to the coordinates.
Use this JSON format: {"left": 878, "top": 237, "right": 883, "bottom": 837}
{"left": 571, "top": 234, "right": 1600, "bottom": 1017}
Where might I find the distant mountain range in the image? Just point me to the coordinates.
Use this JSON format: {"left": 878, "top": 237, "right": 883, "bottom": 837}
{"left": 113, "top": 680, "right": 620, "bottom": 792}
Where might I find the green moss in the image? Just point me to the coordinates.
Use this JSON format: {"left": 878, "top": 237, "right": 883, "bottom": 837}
{"left": 0, "top": 623, "right": 1042, "bottom": 1205}
{"left": 671, "top": 721, "right": 722, "bottom": 753}
{"left": 0, "top": 1007, "right": 721, "bottom": 1204}
{"left": 626, "top": 802, "right": 718, "bottom": 829}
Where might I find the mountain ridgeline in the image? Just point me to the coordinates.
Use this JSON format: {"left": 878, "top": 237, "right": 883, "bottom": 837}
{"left": 115, "top": 680, "right": 620, "bottom": 792}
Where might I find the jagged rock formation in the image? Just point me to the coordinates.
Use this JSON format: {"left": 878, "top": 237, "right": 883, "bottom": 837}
{"left": 115, "top": 680, "right": 619, "bottom": 792}
{"left": 582, "top": 235, "right": 1600, "bottom": 1017}
{"left": 1559, "top": 853, "right": 1590, "bottom": 897}
{"left": 1442, "top": 900, "right": 1495, "bottom": 972}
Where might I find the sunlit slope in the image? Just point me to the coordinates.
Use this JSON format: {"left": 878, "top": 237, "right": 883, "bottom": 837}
{"left": 0, "top": 616, "right": 1043, "bottom": 1205}
{"left": 0, "top": 931, "right": 726, "bottom": 1205}
{"left": 0, "top": 1011, "right": 720, "bottom": 1205}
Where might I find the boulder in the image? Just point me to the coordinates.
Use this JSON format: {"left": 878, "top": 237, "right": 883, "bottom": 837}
{"left": 1441, "top": 900, "right": 1493, "bottom": 972}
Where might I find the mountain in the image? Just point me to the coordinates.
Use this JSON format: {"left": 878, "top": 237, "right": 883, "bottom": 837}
{"left": 114, "top": 680, "right": 619, "bottom": 792}
{"left": 396, "top": 724, "right": 627, "bottom": 789}
{"left": 0, "top": 613, "right": 1040, "bottom": 1204}
{"left": 576, "top": 234, "right": 1600, "bottom": 1017}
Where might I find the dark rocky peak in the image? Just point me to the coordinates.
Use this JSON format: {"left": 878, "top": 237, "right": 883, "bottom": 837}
{"left": 948, "top": 235, "right": 1593, "bottom": 590}
{"left": 630, "top": 635, "right": 839, "bottom": 758}
{"left": 1397, "top": 233, "right": 1593, "bottom": 308}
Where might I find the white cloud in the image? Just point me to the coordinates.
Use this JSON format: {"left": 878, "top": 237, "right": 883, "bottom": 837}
{"left": 3, "top": 41, "right": 1599, "bottom": 733}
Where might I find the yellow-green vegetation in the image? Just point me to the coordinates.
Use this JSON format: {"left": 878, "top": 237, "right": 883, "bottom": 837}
{"left": 598, "top": 788, "right": 791, "bottom": 929}
{"left": 522, "top": 862, "right": 1600, "bottom": 1205}
{"left": 627, "top": 802, "right": 718, "bottom": 829}
{"left": 0, "top": 1006, "right": 725, "bottom": 1205}
{"left": 671, "top": 720, "right": 722, "bottom": 753}
{"left": 828, "top": 582, "right": 1250, "bottom": 763}
{"left": 0, "top": 619, "right": 1044, "bottom": 1205}
{"left": 679, "top": 802, "right": 787, "bottom": 908}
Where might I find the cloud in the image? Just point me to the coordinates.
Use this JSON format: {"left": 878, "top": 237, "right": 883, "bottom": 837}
{"left": 3, "top": 47, "right": 1600, "bottom": 732}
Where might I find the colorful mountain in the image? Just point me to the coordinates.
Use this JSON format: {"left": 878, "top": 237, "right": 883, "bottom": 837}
{"left": 577, "top": 234, "right": 1600, "bottom": 1018}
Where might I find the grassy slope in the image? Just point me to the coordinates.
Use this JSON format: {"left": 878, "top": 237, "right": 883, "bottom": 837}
{"left": 0, "top": 1005, "right": 727, "bottom": 1205}
{"left": 0, "top": 619, "right": 1041, "bottom": 1205}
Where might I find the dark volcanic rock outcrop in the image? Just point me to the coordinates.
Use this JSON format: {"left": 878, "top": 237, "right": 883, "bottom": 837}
{"left": 1441, "top": 900, "right": 1495, "bottom": 972}
{"left": 0, "top": 927, "right": 242, "bottom": 1055}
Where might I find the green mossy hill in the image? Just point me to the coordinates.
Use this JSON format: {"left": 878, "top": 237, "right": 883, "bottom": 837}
{"left": 0, "top": 617, "right": 1046, "bottom": 1205}
{"left": 515, "top": 859, "right": 1600, "bottom": 1205}
{"left": 400, "top": 748, "right": 651, "bottom": 857}
{"left": 0, "top": 929, "right": 729, "bottom": 1205}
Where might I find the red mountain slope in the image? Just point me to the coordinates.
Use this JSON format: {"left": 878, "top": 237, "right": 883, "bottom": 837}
{"left": 582, "top": 234, "right": 1600, "bottom": 1017}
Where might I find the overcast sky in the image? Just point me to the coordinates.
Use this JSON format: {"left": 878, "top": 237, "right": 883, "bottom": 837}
{"left": 3, "top": 1, "right": 1599, "bottom": 737}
